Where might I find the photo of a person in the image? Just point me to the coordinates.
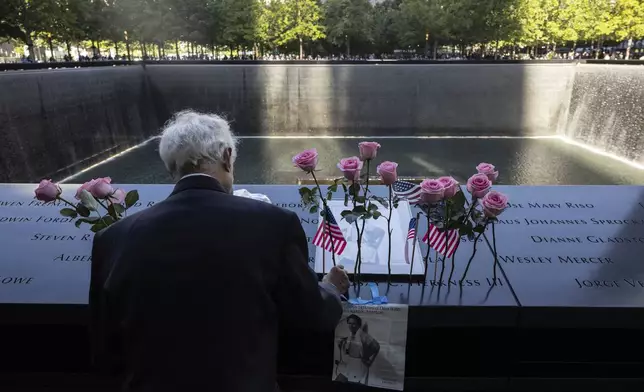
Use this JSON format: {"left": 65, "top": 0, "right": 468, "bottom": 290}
{"left": 334, "top": 314, "right": 381, "bottom": 384}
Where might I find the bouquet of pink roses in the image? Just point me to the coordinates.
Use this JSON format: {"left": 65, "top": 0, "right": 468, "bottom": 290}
{"left": 416, "top": 163, "right": 508, "bottom": 285}
{"left": 34, "top": 177, "right": 139, "bottom": 232}
{"left": 293, "top": 142, "right": 509, "bottom": 286}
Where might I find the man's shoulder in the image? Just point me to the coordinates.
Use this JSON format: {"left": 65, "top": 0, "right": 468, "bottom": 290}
{"left": 226, "top": 194, "right": 297, "bottom": 220}
{"left": 167, "top": 189, "right": 299, "bottom": 222}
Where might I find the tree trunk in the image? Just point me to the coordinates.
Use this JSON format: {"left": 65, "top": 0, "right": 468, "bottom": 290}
{"left": 141, "top": 41, "right": 147, "bottom": 58}
{"left": 126, "top": 41, "right": 131, "bottom": 61}
{"left": 26, "top": 32, "right": 35, "bottom": 61}
{"left": 346, "top": 38, "right": 351, "bottom": 57}
{"left": 299, "top": 37, "right": 303, "bottom": 60}
{"left": 495, "top": 39, "right": 500, "bottom": 60}
{"left": 432, "top": 40, "right": 438, "bottom": 60}
{"left": 625, "top": 38, "right": 632, "bottom": 60}
{"left": 114, "top": 41, "right": 119, "bottom": 57}
{"left": 158, "top": 43, "right": 162, "bottom": 59}
{"left": 424, "top": 32, "right": 430, "bottom": 57}
{"left": 77, "top": 45, "right": 81, "bottom": 61}
{"left": 47, "top": 38, "right": 54, "bottom": 62}
{"left": 66, "top": 41, "right": 72, "bottom": 60}
{"left": 230, "top": 46, "right": 233, "bottom": 57}
{"left": 175, "top": 40, "right": 180, "bottom": 60}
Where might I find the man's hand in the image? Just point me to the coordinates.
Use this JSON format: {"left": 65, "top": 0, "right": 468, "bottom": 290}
{"left": 323, "top": 265, "right": 350, "bottom": 294}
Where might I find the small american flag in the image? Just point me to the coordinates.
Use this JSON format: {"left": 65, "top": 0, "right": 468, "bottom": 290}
{"left": 392, "top": 181, "right": 422, "bottom": 205}
{"left": 313, "top": 206, "right": 347, "bottom": 255}
{"left": 407, "top": 217, "right": 417, "bottom": 239}
{"left": 423, "top": 224, "right": 460, "bottom": 257}
{"left": 404, "top": 218, "right": 418, "bottom": 264}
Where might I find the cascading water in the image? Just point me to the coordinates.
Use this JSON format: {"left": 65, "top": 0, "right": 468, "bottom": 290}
{"left": 564, "top": 64, "right": 644, "bottom": 164}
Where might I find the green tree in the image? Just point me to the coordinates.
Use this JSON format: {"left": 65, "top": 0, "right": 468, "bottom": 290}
{"left": 0, "top": 0, "right": 58, "bottom": 60}
{"left": 56, "top": 0, "right": 92, "bottom": 59}
{"left": 219, "top": 0, "right": 260, "bottom": 55}
{"left": 257, "top": 0, "right": 285, "bottom": 55}
{"left": 611, "top": 0, "right": 644, "bottom": 59}
{"left": 370, "top": 0, "right": 400, "bottom": 55}
{"left": 394, "top": 0, "right": 448, "bottom": 57}
{"left": 324, "top": 0, "right": 373, "bottom": 56}
{"left": 274, "top": 0, "right": 325, "bottom": 59}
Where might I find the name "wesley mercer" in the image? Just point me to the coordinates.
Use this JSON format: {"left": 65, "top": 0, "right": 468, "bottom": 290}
{"left": 499, "top": 256, "right": 613, "bottom": 264}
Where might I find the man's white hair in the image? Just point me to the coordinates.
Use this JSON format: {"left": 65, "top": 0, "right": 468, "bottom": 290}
{"left": 159, "top": 110, "right": 238, "bottom": 176}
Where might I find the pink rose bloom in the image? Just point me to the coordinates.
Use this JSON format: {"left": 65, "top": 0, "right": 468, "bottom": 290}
{"left": 358, "top": 141, "right": 381, "bottom": 161}
{"left": 34, "top": 179, "right": 61, "bottom": 203}
{"left": 476, "top": 162, "right": 499, "bottom": 182}
{"left": 377, "top": 161, "right": 398, "bottom": 185}
{"left": 75, "top": 177, "right": 113, "bottom": 200}
{"left": 467, "top": 174, "right": 492, "bottom": 199}
{"left": 438, "top": 176, "right": 460, "bottom": 198}
{"left": 337, "top": 156, "right": 363, "bottom": 181}
{"left": 75, "top": 179, "right": 96, "bottom": 200}
{"left": 109, "top": 189, "right": 126, "bottom": 204}
{"left": 419, "top": 179, "right": 445, "bottom": 204}
{"left": 481, "top": 191, "right": 509, "bottom": 217}
{"left": 90, "top": 177, "right": 114, "bottom": 199}
{"left": 292, "top": 149, "right": 318, "bottom": 172}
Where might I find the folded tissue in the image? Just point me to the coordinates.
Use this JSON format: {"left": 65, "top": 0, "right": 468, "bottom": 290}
{"left": 233, "top": 189, "right": 272, "bottom": 204}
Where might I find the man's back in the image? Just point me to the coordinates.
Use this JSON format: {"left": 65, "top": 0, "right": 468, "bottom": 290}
{"left": 90, "top": 175, "right": 342, "bottom": 392}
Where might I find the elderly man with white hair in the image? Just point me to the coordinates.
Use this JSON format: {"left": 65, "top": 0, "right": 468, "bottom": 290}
{"left": 89, "top": 110, "right": 349, "bottom": 392}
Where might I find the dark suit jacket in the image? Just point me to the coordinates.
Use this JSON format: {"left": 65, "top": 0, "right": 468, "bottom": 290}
{"left": 89, "top": 175, "right": 342, "bottom": 392}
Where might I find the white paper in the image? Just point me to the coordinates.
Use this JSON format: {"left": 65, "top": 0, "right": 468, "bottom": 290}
{"left": 333, "top": 303, "right": 408, "bottom": 390}
{"left": 314, "top": 199, "right": 424, "bottom": 275}
{"left": 233, "top": 189, "right": 272, "bottom": 204}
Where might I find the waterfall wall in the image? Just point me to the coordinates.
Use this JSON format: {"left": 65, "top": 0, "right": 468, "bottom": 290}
{"left": 144, "top": 64, "right": 575, "bottom": 137}
{"left": 0, "top": 67, "right": 159, "bottom": 183}
{"left": 564, "top": 64, "right": 644, "bottom": 164}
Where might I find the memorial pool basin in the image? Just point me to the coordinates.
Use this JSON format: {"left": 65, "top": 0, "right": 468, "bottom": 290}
{"left": 65, "top": 137, "right": 644, "bottom": 186}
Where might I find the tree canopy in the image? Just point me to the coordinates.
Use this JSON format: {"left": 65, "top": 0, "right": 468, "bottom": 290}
{"left": 1, "top": 0, "right": 642, "bottom": 60}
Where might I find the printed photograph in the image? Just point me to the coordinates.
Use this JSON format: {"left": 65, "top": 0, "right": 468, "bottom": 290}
{"left": 333, "top": 305, "right": 408, "bottom": 391}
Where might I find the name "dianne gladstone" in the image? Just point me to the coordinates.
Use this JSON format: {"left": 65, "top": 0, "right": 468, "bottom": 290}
{"left": 531, "top": 236, "right": 644, "bottom": 244}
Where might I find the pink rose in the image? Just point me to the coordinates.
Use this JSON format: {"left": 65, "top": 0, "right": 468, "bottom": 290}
{"left": 34, "top": 179, "right": 61, "bottom": 203}
{"left": 90, "top": 177, "right": 114, "bottom": 198}
{"left": 358, "top": 141, "right": 381, "bottom": 161}
{"left": 466, "top": 174, "right": 492, "bottom": 199}
{"left": 476, "top": 162, "right": 499, "bottom": 182}
{"left": 292, "top": 149, "right": 318, "bottom": 172}
{"left": 109, "top": 189, "right": 126, "bottom": 205}
{"left": 75, "top": 179, "right": 97, "bottom": 200}
{"left": 337, "top": 156, "right": 363, "bottom": 181}
{"left": 75, "top": 177, "right": 113, "bottom": 200}
{"left": 481, "top": 191, "right": 509, "bottom": 217}
{"left": 377, "top": 161, "right": 398, "bottom": 185}
{"left": 419, "top": 179, "right": 445, "bottom": 204}
{"left": 438, "top": 176, "right": 460, "bottom": 198}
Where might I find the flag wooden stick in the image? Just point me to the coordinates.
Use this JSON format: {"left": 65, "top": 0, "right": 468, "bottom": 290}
{"left": 409, "top": 212, "right": 421, "bottom": 282}
{"left": 322, "top": 219, "right": 327, "bottom": 274}
{"left": 433, "top": 248, "right": 439, "bottom": 281}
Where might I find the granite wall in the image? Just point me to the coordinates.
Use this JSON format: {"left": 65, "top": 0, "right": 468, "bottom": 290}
{"left": 564, "top": 64, "right": 644, "bottom": 164}
{"left": 0, "top": 66, "right": 159, "bottom": 182}
{"left": 144, "top": 63, "right": 575, "bottom": 136}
